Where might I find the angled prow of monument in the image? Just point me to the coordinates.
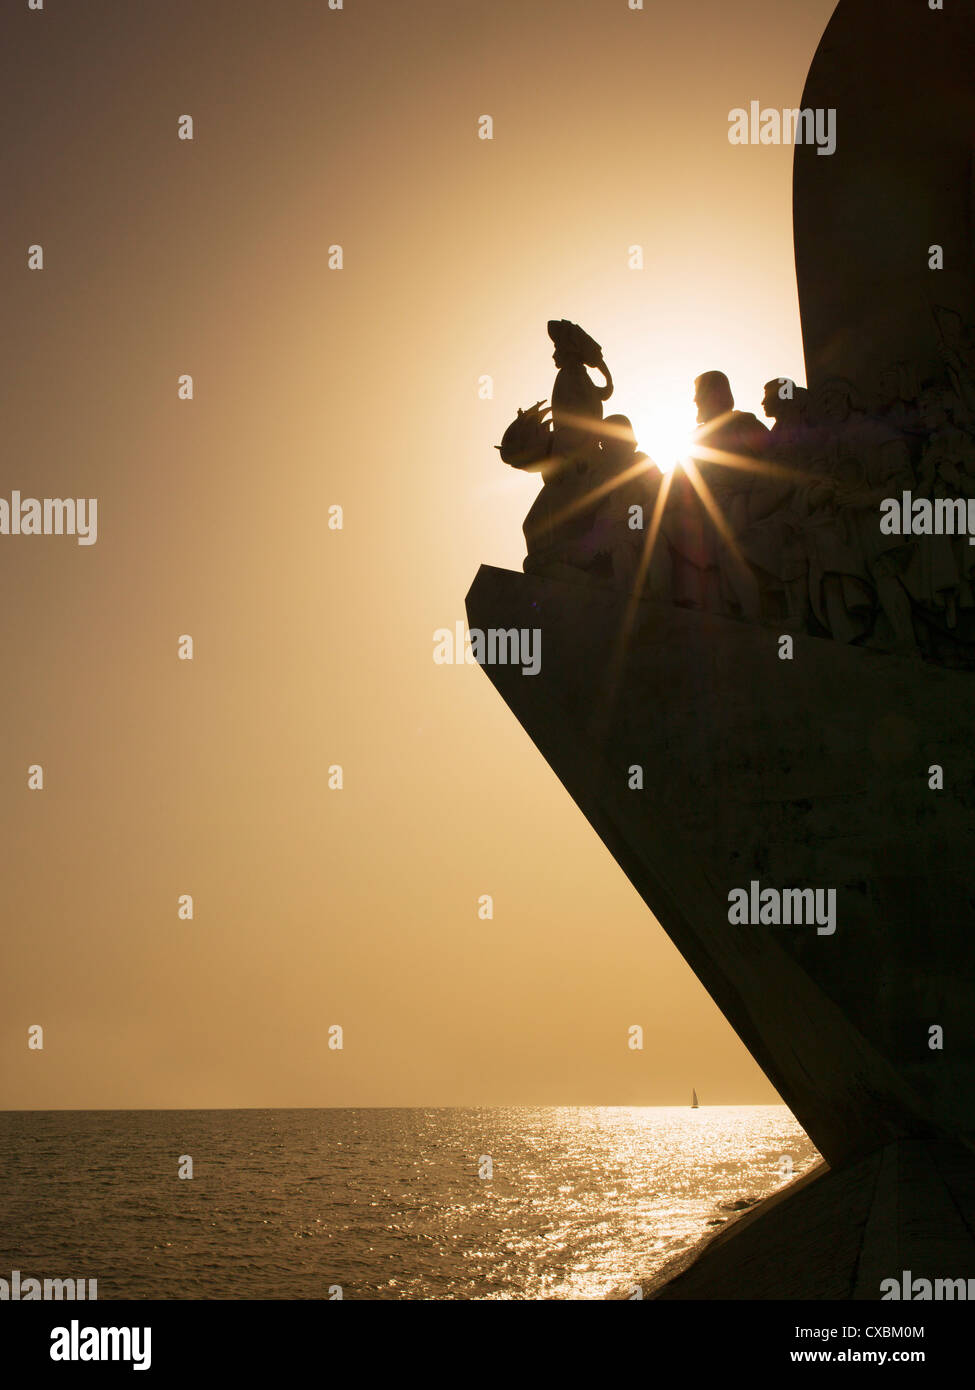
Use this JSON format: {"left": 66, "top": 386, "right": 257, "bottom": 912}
{"left": 468, "top": 0, "right": 975, "bottom": 1299}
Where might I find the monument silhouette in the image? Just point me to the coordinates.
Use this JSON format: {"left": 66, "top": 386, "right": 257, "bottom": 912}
{"left": 469, "top": 0, "right": 975, "bottom": 1298}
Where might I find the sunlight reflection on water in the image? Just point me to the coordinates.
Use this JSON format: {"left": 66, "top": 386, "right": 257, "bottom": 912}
{"left": 0, "top": 1106, "right": 818, "bottom": 1300}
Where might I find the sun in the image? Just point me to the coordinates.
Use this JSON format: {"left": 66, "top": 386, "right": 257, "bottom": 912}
{"left": 624, "top": 397, "right": 699, "bottom": 475}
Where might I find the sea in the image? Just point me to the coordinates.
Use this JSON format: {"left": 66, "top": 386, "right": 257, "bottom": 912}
{"left": 0, "top": 1106, "right": 818, "bottom": 1300}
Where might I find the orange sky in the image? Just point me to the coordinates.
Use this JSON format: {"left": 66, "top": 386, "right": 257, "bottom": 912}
{"left": 1, "top": 0, "right": 836, "bottom": 1108}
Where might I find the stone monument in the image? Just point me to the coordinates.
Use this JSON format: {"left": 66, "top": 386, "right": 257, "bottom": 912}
{"left": 468, "top": 0, "right": 975, "bottom": 1298}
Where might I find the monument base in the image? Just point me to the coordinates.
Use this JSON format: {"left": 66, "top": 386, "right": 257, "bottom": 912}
{"left": 466, "top": 565, "right": 975, "bottom": 1169}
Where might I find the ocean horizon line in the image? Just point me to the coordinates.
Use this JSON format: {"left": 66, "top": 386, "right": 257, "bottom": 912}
{"left": 0, "top": 1101, "right": 792, "bottom": 1115}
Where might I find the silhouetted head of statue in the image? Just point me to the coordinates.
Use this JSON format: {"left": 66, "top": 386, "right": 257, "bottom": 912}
{"left": 694, "top": 371, "right": 734, "bottom": 424}
{"left": 816, "top": 378, "right": 859, "bottom": 426}
{"left": 600, "top": 414, "right": 638, "bottom": 462}
{"left": 876, "top": 361, "right": 920, "bottom": 408}
{"left": 918, "top": 387, "right": 949, "bottom": 432}
{"left": 548, "top": 319, "right": 605, "bottom": 370}
{"left": 763, "top": 379, "right": 796, "bottom": 420}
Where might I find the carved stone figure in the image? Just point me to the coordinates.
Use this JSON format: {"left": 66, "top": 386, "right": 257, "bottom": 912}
{"left": 496, "top": 314, "right": 975, "bottom": 666}
{"left": 903, "top": 387, "right": 975, "bottom": 633}
{"left": 546, "top": 319, "right": 613, "bottom": 460}
{"left": 497, "top": 321, "right": 614, "bottom": 576}
{"left": 581, "top": 415, "right": 670, "bottom": 596}
{"left": 663, "top": 371, "right": 768, "bottom": 620}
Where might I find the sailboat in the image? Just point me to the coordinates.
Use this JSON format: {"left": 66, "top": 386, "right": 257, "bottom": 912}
{"left": 691, "top": 1089, "right": 699, "bottom": 1109}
